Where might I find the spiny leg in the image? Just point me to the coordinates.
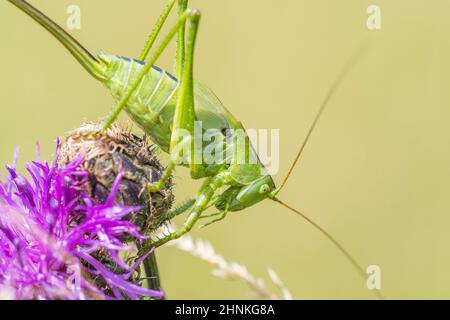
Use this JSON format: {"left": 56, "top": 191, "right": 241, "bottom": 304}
{"left": 199, "top": 206, "right": 229, "bottom": 229}
{"left": 166, "top": 197, "right": 196, "bottom": 220}
{"left": 175, "top": 0, "right": 188, "bottom": 78}
{"left": 101, "top": 9, "right": 199, "bottom": 131}
{"left": 199, "top": 212, "right": 222, "bottom": 219}
{"left": 140, "top": 174, "right": 226, "bottom": 254}
{"left": 148, "top": 162, "right": 175, "bottom": 192}
{"left": 139, "top": 0, "right": 177, "bottom": 61}
{"left": 172, "top": 6, "right": 202, "bottom": 177}
{"left": 139, "top": 0, "right": 188, "bottom": 76}
{"left": 148, "top": 7, "right": 202, "bottom": 192}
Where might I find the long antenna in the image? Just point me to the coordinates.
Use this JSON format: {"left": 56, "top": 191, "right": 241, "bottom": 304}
{"left": 274, "top": 51, "right": 365, "bottom": 195}
{"left": 273, "top": 198, "right": 384, "bottom": 299}
{"left": 8, "top": 0, "right": 105, "bottom": 80}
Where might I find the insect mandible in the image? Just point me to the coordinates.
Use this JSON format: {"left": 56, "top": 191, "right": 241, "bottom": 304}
{"left": 7, "top": 0, "right": 376, "bottom": 291}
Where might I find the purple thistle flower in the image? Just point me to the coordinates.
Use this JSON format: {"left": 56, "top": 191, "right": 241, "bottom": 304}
{"left": 0, "top": 140, "right": 163, "bottom": 300}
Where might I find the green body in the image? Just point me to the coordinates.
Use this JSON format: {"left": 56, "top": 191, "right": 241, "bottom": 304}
{"left": 7, "top": 0, "right": 377, "bottom": 290}
{"left": 100, "top": 53, "right": 275, "bottom": 207}
{"left": 7, "top": 0, "right": 276, "bottom": 218}
{"left": 101, "top": 55, "right": 234, "bottom": 154}
{"left": 102, "top": 55, "right": 181, "bottom": 152}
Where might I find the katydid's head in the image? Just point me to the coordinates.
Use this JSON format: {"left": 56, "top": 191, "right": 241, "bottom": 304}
{"left": 217, "top": 175, "right": 276, "bottom": 211}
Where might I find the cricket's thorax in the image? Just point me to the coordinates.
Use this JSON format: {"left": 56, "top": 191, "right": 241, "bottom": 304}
{"left": 101, "top": 54, "right": 178, "bottom": 151}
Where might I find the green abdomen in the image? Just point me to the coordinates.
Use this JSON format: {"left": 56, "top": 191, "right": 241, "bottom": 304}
{"left": 101, "top": 54, "right": 257, "bottom": 179}
{"left": 103, "top": 55, "right": 179, "bottom": 151}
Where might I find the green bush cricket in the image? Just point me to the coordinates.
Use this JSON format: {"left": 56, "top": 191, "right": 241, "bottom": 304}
{"left": 7, "top": 0, "right": 380, "bottom": 295}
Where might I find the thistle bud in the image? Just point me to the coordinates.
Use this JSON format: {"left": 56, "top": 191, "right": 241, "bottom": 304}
{"left": 59, "top": 124, "right": 172, "bottom": 297}
{"left": 59, "top": 124, "right": 174, "bottom": 234}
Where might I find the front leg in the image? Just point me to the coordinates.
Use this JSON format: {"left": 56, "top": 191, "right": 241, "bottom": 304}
{"left": 139, "top": 173, "right": 226, "bottom": 255}
{"left": 199, "top": 206, "right": 229, "bottom": 229}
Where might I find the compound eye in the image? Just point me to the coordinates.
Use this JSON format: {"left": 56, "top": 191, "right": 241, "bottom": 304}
{"left": 259, "top": 184, "right": 270, "bottom": 194}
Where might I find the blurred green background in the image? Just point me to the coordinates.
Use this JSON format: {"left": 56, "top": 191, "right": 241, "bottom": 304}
{"left": 1, "top": 0, "right": 450, "bottom": 299}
